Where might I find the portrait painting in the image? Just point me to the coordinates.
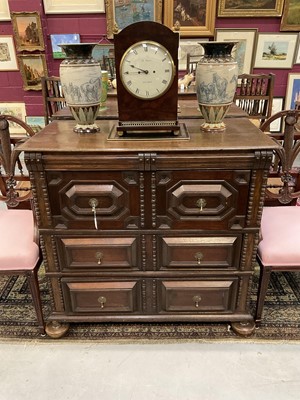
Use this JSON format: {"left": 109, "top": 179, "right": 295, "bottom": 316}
{"left": 11, "top": 12, "right": 44, "bottom": 51}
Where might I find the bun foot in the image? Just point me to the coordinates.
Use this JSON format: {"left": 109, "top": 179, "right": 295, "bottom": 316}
{"left": 231, "top": 320, "right": 255, "bottom": 337}
{"left": 45, "top": 321, "right": 70, "bottom": 339}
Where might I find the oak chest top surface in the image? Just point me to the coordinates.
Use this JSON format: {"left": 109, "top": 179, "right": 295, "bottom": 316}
{"left": 19, "top": 118, "right": 276, "bottom": 154}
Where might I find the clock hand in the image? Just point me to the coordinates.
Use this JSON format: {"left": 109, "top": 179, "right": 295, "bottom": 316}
{"left": 129, "top": 64, "right": 149, "bottom": 74}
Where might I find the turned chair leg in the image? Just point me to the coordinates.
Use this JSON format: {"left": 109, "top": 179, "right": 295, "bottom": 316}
{"left": 26, "top": 269, "right": 46, "bottom": 335}
{"left": 255, "top": 265, "right": 272, "bottom": 324}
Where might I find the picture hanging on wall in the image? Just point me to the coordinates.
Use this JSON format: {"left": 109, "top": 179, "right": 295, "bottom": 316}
{"left": 0, "top": 102, "right": 26, "bottom": 134}
{"left": 43, "top": 0, "right": 105, "bottom": 14}
{"left": 92, "top": 43, "right": 114, "bottom": 69}
{"left": 25, "top": 116, "right": 46, "bottom": 133}
{"left": 105, "top": 0, "right": 163, "bottom": 39}
{"left": 178, "top": 39, "right": 207, "bottom": 71}
{"left": 294, "top": 34, "right": 300, "bottom": 65}
{"left": 218, "top": 0, "right": 284, "bottom": 17}
{"left": 18, "top": 54, "right": 47, "bottom": 91}
{"left": 11, "top": 12, "right": 44, "bottom": 52}
{"left": 50, "top": 34, "right": 81, "bottom": 59}
{"left": 215, "top": 28, "right": 257, "bottom": 75}
{"left": 164, "top": 0, "right": 216, "bottom": 37}
{"left": 0, "top": 36, "right": 18, "bottom": 71}
{"left": 280, "top": 0, "right": 300, "bottom": 31}
{"left": 285, "top": 73, "right": 300, "bottom": 110}
{"left": 269, "top": 97, "right": 284, "bottom": 132}
{"left": 254, "top": 33, "right": 297, "bottom": 69}
{"left": 0, "top": 0, "right": 10, "bottom": 21}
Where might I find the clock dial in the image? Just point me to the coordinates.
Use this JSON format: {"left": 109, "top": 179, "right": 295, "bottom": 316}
{"left": 120, "top": 40, "right": 175, "bottom": 100}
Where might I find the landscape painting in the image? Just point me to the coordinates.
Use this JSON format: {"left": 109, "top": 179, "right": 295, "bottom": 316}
{"left": 218, "top": 0, "right": 284, "bottom": 17}
{"left": 50, "top": 34, "right": 80, "bottom": 58}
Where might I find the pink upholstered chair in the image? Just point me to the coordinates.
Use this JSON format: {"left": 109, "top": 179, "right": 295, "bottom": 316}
{"left": 255, "top": 109, "right": 300, "bottom": 323}
{"left": 0, "top": 115, "right": 45, "bottom": 335}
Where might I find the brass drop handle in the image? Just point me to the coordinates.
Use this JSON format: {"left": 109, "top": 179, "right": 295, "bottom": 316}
{"left": 194, "top": 252, "right": 203, "bottom": 265}
{"left": 193, "top": 295, "right": 202, "bottom": 308}
{"left": 196, "top": 198, "right": 207, "bottom": 212}
{"left": 97, "top": 296, "right": 106, "bottom": 309}
{"left": 95, "top": 251, "right": 103, "bottom": 265}
{"left": 89, "top": 198, "right": 99, "bottom": 230}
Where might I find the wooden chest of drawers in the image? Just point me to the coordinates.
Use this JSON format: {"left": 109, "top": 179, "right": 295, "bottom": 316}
{"left": 21, "top": 118, "right": 275, "bottom": 338}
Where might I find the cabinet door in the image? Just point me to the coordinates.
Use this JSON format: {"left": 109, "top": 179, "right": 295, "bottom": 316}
{"left": 46, "top": 171, "right": 141, "bottom": 229}
{"left": 155, "top": 170, "right": 250, "bottom": 230}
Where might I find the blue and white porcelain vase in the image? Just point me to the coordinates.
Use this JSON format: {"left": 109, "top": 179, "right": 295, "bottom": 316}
{"left": 59, "top": 43, "right": 102, "bottom": 133}
{"left": 196, "top": 42, "right": 238, "bottom": 132}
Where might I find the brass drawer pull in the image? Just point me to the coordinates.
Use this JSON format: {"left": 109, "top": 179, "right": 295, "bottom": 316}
{"left": 89, "top": 198, "right": 99, "bottom": 230}
{"left": 97, "top": 296, "right": 106, "bottom": 309}
{"left": 196, "top": 198, "right": 207, "bottom": 212}
{"left": 193, "top": 295, "right": 202, "bottom": 308}
{"left": 95, "top": 251, "right": 103, "bottom": 265}
{"left": 194, "top": 252, "right": 203, "bottom": 265}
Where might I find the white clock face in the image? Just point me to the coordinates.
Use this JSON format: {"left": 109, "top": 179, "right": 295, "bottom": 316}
{"left": 120, "top": 40, "right": 175, "bottom": 100}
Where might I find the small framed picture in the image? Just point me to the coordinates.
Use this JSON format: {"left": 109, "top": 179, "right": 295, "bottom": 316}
{"left": 92, "top": 43, "right": 114, "bottom": 69}
{"left": 25, "top": 116, "right": 46, "bottom": 133}
{"left": 280, "top": 0, "right": 300, "bottom": 31}
{"left": 0, "top": 102, "right": 26, "bottom": 134}
{"left": 270, "top": 97, "right": 284, "bottom": 132}
{"left": 0, "top": 36, "right": 18, "bottom": 71}
{"left": 294, "top": 33, "right": 300, "bottom": 65}
{"left": 215, "top": 28, "right": 257, "bottom": 75}
{"left": 50, "top": 34, "right": 80, "bottom": 59}
{"left": 18, "top": 54, "right": 47, "bottom": 91}
{"left": 254, "top": 33, "right": 298, "bottom": 69}
{"left": 0, "top": 0, "right": 10, "bottom": 21}
{"left": 178, "top": 39, "right": 208, "bottom": 71}
{"left": 285, "top": 73, "right": 300, "bottom": 110}
{"left": 11, "top": 11, "right": 44, "bottom": 52}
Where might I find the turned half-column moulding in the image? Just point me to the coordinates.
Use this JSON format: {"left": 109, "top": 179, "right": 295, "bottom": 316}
{"left": 59, "top": 43, "right": 102, "bottom": 134}
{"left": 196, "top": 41, "right": 238, "bottom": 132}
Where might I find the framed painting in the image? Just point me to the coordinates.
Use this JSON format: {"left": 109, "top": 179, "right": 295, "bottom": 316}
{"left": 164, "top": 0, "right": 216, "bottom": 37}
{"left": 254, "top": 33, "right": 297, "bottom": 69}
{"left": 294, "top": 34, "right": 300, "bottom": 65}
{"left": 50, "top": 34, "right": 80, "bottom": 59}
{"left": 270, "top": 97, "right": 284, "bottom": 132}
{"left": 11, "top": 12, "right": 44, "bottom": 52}
{"left": 0, "top": 36, "right": 18, "bottom": 71}
{"left": 18, "top": 54, "right": 47, "bottom": 91}
{"left": 218, "top": 0, "right": 284, "bottom": 17}
{"left": 280, "top": 0, "right": 300, "bottom": 31}
{"left": 43, "top": 0, "right": 105, "bottom": 14}
{"left": 0, "top": 0, "right": 10, "bottom": 21}
{"left": 105, "top": 0, "right": 163, "bottom": 39}
{"left": 215, "top": 28, "right": 257, "bottom": 75}
{"left": 285, "top": 73, "right": 300, "bottom": 110}
{"left": 92, "top": 43, "right": 114, "bottom": 69}
{"left": 0, "top": 102, "right": 26, "bottom": 134}
{"left": 178, "top": 39, "right": 208, "bottom": 71}
{"left": 25, "top": 116, "right": 46, "bottom": 133}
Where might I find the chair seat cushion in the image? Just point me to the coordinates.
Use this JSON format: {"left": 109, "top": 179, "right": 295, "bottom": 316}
{"left": 0, "top": 210, "right": 40, "bottom": 270}
{"left": 257, "top": 206, "right": 300, "bottom": 267}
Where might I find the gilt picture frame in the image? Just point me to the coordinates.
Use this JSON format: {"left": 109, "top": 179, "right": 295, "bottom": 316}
{"left": 215, "top": 28, "right": 257, "bottom": 75}
{"left": 280, "top": 0, "right": 300, "bottom": 31}
{"left": 0, "top": 0, "right": 10, "bottom": 21}
{"left": 43, "top": 0, "right": 105, "bottom": 14}
{"left": 164, "top": 0, "right": 216, "bottom": 37}
{"left": 0, "top": 36, "right": 18, "bottom": 71}
{"left": 105, "top": 0, "right": 162, "bottom": 39}
{"left": 18, "top": 54, "right": 47, "bottom": 91}
{"left": 11, "top": 12, "right": 44, "bottom": 52}
{"left": 254, "top": 33, "right": 297, "bottom": 69}
{"left": 218, "top": 0, "right": 284, "bottom": 17}
{"left": 0, "top": 102, "right": 26, "bottom": 134}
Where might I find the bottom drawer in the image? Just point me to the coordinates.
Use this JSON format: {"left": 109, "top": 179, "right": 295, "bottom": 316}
{"left": 159, "top": 278, "right": 238, "bottom": 313}
{"left": 62, "top": 279, "right": 141, "bottom": 314}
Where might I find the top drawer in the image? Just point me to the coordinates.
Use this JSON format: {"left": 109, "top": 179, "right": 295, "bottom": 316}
{"left": 46, "top": 171, "right": 141, "bottom": 229}
{"left": 155, "top": 170, "right": 251, "bottom": 230}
